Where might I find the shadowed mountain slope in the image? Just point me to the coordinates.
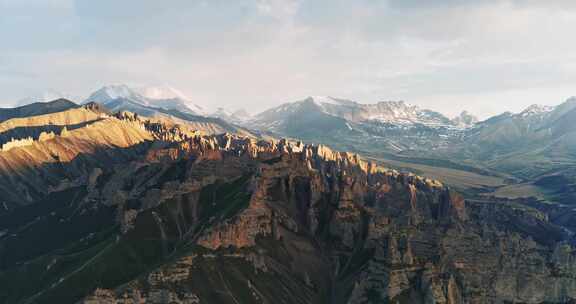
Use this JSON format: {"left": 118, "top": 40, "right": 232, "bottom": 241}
{"left": 0, "top": 99, "right": 78, "bottom": 122}
{"left": 0, "top": 105, "right": 575, "bottom": 303}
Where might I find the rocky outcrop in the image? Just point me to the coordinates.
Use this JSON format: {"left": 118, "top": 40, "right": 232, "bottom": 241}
{"left": 0, "top": 113, "right": 154, "bottom": 205}
{"left": 0, "top": 108, "right": 575, "bottom": 304}
{"left": 1, "top": 136, "right": 33, "bottom": 151}
{"left": 73, "top": 131, "right": 576, "bottom": 303}
{"left": 1, "top": 131, "right": 59, "bottom": 152}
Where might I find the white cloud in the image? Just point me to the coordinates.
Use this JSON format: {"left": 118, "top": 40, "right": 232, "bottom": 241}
{"left": 0, "top": 0, "right": 75, "bottom": 13}
{"left": 2, "top": 0, "right": 576, "bottom": 118}
{"left": 255, "top": 0, "right": 300, "bottom": 21}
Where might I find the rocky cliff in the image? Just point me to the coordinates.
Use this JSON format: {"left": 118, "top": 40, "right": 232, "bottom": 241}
{"left": 90, "top": 136, "right": 574, "bottom": 304}
{"left": 0, "top": 108, "right": 574, "bottom": 304}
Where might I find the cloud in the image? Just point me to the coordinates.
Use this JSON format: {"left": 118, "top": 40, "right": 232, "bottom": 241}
{"left": 255, "top": 0, "right": 300, "bottom": 21}
{"left": 0, "top": 0, "right": 74, "bottom": 12}
{"left": 1, "top": 0, "right": 576, "bottom": 118}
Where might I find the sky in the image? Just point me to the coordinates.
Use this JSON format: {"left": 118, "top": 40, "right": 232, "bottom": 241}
{"left": 1, "top": 0, "right": 576, "bottom": 118}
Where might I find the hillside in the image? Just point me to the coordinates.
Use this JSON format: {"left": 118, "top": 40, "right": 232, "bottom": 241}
{"left": 0, "top": 105, "right": 575, "bottom": 303}
{"left": 0, "top": 99, "right": 78, "bottom": 122}
{"left": 84, "top": 85, "right": 254, "bottom": 137}
{"left": 244, "top": 97, "right": 576, "bottom": 200}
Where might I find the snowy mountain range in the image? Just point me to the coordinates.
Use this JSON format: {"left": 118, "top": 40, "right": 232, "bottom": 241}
{"left": 245, "top": 96, "right": 480, "bottom": 140}
{"left": 210, "top": 107, "right": 251, "bottom": 124}
{"left": 83, "top": 84, "right": 206, "bottom": 115}
{"left": 9, "top": 86, "right": 576, "bottom": 182}
{"left": 14, "top": 86, "right": 574, "bottom": 148}
{"left": 12, "top": 87, "right": 483, "bottom": 132}
{"left": 249, "top": 96, "right": 478, "bottom": 131}
{"left": 79, "top": 84, "right": 256, "bottom": 124}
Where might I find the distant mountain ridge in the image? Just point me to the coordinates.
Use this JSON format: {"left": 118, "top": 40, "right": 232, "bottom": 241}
{"left": 0, "top": 99, "right": 78, "bottom": 122}
{"left": 80, "top": 85, "right": 255, "bottom": 136}
{"left": 244, "top": 96, "right": 480, "bottom": 155}
{"left": 455, "top": 97, "right": 576, "bottom": 175}
{"left": 1, "top": 101, "right": 576, "bottom": 303}
{"left": 209, "top": 107, "right": 251, "bottom": 124}
{"left": 7, "top": 89, "right": 576, "bottom": 182}
{"left": 242, "top": 95, "right": 576, "bottom": 187}
{"left": 84, "top": 84, "right": 206, "bottom": 115}
{"left": 249, "top": 96, "right": 471, "bottom": 132}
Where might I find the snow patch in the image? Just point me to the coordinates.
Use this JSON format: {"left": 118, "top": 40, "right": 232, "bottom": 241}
{"left": 137, "top": 85, "right": 190, "bottom": 101}
{"left": 519, "top": 104, "right": 554, "bottom": 117}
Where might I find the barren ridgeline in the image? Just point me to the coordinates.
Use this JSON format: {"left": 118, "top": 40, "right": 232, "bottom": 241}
{"left": 0, "top": 101, "right": 574, "bottom": 303}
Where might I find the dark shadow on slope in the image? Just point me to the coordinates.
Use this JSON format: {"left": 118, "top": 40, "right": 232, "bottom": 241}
{"left": 0, "top": 140, "right": 255, "bottom": 304}
{"left": 0, "top": 119, "right": 105, "bottom": 146}
{"left": 0, "top": 138, "right": 155, "bottom": 208}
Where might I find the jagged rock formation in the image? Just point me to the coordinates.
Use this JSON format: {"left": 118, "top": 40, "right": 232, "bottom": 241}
{"left": 1, "top": 136, "right": 33, "bottom": 151}
{"left": 0, "top": 110, "right": 153, "bottom": 205}
{"left": 244, "top": 97, "right": 576, "bottom": 202}
{"left": 0, "top": 106, "right": 575, "bottom": 304}
{"left": 0, "top": 104, "right": 252, "bottom": 207}
{"left": 74, "top": 133, "right": 575, "bottom": 304}
{"left": 1, "top": 131, "right": 59, "bottom": 151}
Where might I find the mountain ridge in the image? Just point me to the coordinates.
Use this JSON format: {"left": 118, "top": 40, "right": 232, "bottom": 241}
{"left": 84, "top": 84, "right": 206, "bottom": 116}
{"left": 0, "top": 104, "right": 575, "bottom": 303}
{"left": 0, "top": 99, "right": 78, "bottom": 122}
{"left": 249, "top": 96, "right": 469, "bottom": 131}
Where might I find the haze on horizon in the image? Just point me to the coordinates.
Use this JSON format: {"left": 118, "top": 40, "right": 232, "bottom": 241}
{"left": 2, "top": 0, "right": 576, "bottom": 118}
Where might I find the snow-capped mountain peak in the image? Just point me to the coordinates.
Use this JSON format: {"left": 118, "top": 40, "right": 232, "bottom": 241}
{"left": 250, "top": 96, "right": 460, "bottom": 134}
{"left": 85, "top": 84, "right": 143, "bottom": 104}
{"left": 366, "top": 101, "right": 419, "bottom": 122}
{"left": 519, "top": 104, "right": 554, "bottom": 117}
{"left": 84, "top": 84, "right": 205, "bottom": 115}
{"left": 86, "top": 84, "right": 193, "bottom": 104}
{"left": 305, "top": 96, "right": 354, "bottom": 106}
{"left": 210, "top": 107, "right": 251, "bottom": 123}
{"left": 357, "top": 100, "right": 455, "bottom": 127}
{"left": 137, "top": 85, "right": 190, "bottom": 101}
{"left": 100, "top": 84, "right": 139, "bottom": 100}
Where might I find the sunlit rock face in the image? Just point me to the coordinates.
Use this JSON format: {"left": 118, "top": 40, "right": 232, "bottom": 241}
{"left": 0, "top": 105, "right": 574, "bottom": 304}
